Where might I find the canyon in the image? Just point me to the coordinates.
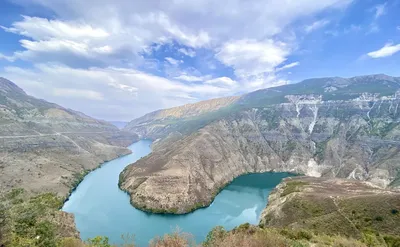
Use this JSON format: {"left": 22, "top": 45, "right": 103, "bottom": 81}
{"left": 120, "top": 74, "right": 400, "bottom": 214}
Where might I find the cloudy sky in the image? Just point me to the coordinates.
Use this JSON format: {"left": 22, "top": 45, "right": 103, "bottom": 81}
{"left": 0, "top": 0, "right": 399, "bottom": 121}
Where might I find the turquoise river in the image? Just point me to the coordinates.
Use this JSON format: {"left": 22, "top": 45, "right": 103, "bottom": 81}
{"left": 62, "top": 140, "right": 292, "bottom": 246}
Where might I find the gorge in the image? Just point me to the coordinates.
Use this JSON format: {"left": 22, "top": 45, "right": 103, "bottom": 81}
{"left": 62, "top": 139, "right": 293, "bottom": 246}
{"left": 1, "top": 75, "right": 400, "bottom": 246}
{"left": 120, "top": 74, "right": 400, "bottom": 214}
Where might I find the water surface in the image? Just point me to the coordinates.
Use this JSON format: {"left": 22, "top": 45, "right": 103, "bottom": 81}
{"left": 63, "top": 140, "right": 292, "bottom": 246}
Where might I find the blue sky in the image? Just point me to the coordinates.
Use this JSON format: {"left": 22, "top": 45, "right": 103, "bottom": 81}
{"left": 0, "top": 0, "right": 399, "bottom": 120}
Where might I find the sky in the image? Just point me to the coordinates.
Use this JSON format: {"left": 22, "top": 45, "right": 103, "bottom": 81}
{"left": 0, "top": 0, "right": 399, "bottom": 121}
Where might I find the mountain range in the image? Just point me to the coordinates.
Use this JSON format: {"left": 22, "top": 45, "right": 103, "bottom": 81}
{"left": 120, "top": 74, "right": 400, "bottom": 214}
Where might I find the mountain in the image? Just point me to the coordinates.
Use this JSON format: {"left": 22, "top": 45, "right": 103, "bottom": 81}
{"left": 123, "top": 96, "right": 239, "bottom": 139}
{"left": 108, "top": 121, "right": 129, "bottom": 129}
{"left": 120, "top": 74, "right": 400, "bottom": 214}
{"left": 0, "top": 77, "right": 138, "bottom": 196}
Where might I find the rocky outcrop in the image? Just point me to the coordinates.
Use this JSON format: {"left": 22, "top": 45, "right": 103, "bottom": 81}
{"left": 260, "top": 176, "right": 400, "bottom": 238}
{"left": 0, "top": 77, "right": 139, "bottom": 197}
{"left": 120, "top": 74, "right": 400, "bottom": 214}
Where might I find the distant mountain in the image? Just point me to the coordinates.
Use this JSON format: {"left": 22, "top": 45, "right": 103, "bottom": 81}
{"left": 0, "top": 77, "right": 138, "bottom": 196}
{"left": 108, "top": 121, "right": 129, "bottom": 129}
{"left": 121, "top": 74, "right": 400, "bottom": 214}
{"left": 123, "top": 96, "right": 239, "bottom": 138}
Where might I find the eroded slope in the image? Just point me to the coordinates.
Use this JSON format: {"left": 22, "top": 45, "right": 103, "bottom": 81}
{"left": 0, "top": 77, "right": 138, "bottom": 196}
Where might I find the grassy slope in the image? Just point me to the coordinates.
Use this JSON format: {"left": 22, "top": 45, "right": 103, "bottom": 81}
{"left": 261, "top": 177, "right": 400, "bottom": 246}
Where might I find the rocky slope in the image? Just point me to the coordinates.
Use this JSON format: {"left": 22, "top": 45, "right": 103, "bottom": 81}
{"left": 0, "top": 77, "right": 138, "bottom": 196}
{"left": 260, "top": 176, "right": 400, "bottom": 239}
{"left": 120, "top": 74, "right": 400, "bottom": 214}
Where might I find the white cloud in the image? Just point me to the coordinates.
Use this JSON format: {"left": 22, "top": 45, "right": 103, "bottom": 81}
{"left": 365, "top": 2, "right": 387, "bottom": 35}
{"left": 174, "top": 75, "right": 204, "bottom": 82}
{"left": 367, "top": 43, "right": 400, "bottom": 58}
{"left": 1, "top": 0, "right": 354, "bottom": 119}
{"left": 216, "top": 39, "right": 291, "bottom": 78}
{"left": 93, "top": 45, "right": 113, "bottom": 54}
{"left": 4, "top": 0, "right": 353, "bottom": 66}
{"left": 178, "top": 48, "right": 196, "bottom": 57}
{"left": 2, "top": 16, "right": 109, "bottom": 40}
{"left": 373, "top": 3, "right": 387, "bottom": 19}
{"left": 243, "top": 74, "right": 289, "bottom": 90}
{"left": 20, "top": 39, "right": 88, "bottom": 54}
{"left": 0, "top": 53, "right": 15, "bottom": 62}
{"left": 343, "top": 24, "right": 362, "bottom": 34}
{"left": 276, "top": 61, "right": 300, "bottom": 71}
{"left": 0, "top": 64, "right": 230, "bottom": 120}
{"left": 304, "top": 19, "right": 330, "bottom": 33}
{"left": 165, "top": 57, "right": 182, "bottom": 65}
{"left": 215, "top": 39, "right": 294, "bottom": 90}
{"left": 53, "top": 88, "right": 104, "bottom": 100}
{"left": 205, "top": 77, "right": 237, "bottom": 86}
{"left": 2, "top": 14, "right": 210, "bottom": 66}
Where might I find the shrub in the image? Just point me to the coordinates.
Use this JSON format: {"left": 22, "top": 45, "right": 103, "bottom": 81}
{"left": 383, "top": 235, "right": 400, "bottom": 247}
{"left": 34, "top": 221, "right": 57, "bottom": 247}
{"left": 85, "top": 236, "right": 112, "bottom": 247}
{"left": 281, "top": 181, "right": 309, "bottom": 197}
{"left": 204, "top": 226, "right": 227, "bottom": 247}
{"left": 59, "top": 237, "right": 84, "bottom": 247}
{"left": 149, "top": 229, "right": 195, "bottom": 247}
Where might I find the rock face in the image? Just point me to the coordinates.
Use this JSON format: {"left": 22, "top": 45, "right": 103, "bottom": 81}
{"left": 0, "top": 77, "right": 138, "bottom": 196}
{"left": 260, "top": 176, "right": 400, "bottom": 238}
{"left": 120, "top": 74, "right": 400, "bottom": 214}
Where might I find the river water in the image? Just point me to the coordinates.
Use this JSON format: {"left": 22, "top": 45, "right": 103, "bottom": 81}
{"left": 62, "top": 139, "right": 292, "bottom": 246}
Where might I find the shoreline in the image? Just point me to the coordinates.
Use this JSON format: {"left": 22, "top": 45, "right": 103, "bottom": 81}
{"left": 61, "top": 140, "right": 138, "bottom": 207}
{"left": 120, "top": 171, "right": 298, "bottom": 215}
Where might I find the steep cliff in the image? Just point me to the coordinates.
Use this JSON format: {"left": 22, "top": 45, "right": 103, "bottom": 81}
{"left": 120, "top": 74, "right": 400, "bottom": 214}
{"left": 0, "top": 77, "right": 138, "bottom": 196}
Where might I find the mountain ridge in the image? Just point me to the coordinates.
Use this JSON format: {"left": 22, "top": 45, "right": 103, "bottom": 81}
{"left": 0, "top": 77, "right": 138, "bottom": 196}
{"left": 120, "top": 74, "right": 400, "bottom": 214}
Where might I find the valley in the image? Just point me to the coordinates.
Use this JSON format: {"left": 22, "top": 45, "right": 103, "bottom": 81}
{"left": 120, "top": 74, "right": 400, "bottom": 214}
{"left": 1, "top": 75, "right": 400, "bottom": 247}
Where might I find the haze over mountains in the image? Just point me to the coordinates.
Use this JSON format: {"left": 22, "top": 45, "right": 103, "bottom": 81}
{"left": 0, "top": 77, "right": 138, "bottom": 196}
{"left": 120, "top": 74, "right": 400, "bottom": 214}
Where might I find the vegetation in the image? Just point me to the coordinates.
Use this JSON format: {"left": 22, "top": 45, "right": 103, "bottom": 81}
{"left": 2, "top": 187, "right": 400, "bottom": 247}
{"left": 68, "top": 170, "right": 90, "bottom": 195}
{"left": 280, "top": 181, "right": 309, "bottom": 197}
{"left": 0, "top": 189, "right": 64, "bottom": 247}
{"left": 204, "top": 224, "right": 368, "bottom": 247}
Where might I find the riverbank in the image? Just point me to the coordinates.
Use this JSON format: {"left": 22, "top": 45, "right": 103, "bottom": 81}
{"left": 120, "top": 171, "right": 298, "bottom": 215}
{"left": 62, "top": 148, "right": 132, "bottom": 205}
{"left": 63, "top": 145, "right": 291, "bottom": 246}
